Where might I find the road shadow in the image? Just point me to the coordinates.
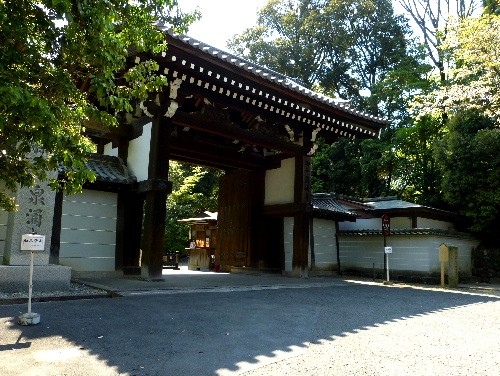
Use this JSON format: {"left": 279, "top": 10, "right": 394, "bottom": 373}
{"left": 0, "top": 280, "right": 498, "bottom": 375}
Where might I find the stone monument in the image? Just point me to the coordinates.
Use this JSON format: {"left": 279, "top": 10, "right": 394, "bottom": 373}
{"left": 0, "top": 152, "right": 71, "bottom": 292}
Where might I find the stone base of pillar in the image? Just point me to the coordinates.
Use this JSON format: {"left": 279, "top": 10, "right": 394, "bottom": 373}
{"left": 283, "top": 267, "right": 309, "bottom": 278}
{"left": 0, "top": 265, "right": 71, "bottom": 293}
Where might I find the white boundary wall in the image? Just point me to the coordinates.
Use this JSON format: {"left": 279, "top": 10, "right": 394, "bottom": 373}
{"left": 59, "top": 189, "right": 117, "bottom": 271}
{"left": 339, "top": 234, "right": 478, "bottom": 275}
{"left": 283, "top": 217, "right": 339, "bottom": 272}
{"left": 311, "top": 218, "right": 337, "bottom": 270}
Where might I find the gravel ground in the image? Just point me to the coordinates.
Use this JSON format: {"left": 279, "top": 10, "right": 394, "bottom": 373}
{"left": 0, "top": 282, "right": 109, "bottom": 302}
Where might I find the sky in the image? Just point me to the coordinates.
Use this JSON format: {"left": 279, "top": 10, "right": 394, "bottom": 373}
{"left": 178, "top": 0, "right": 269, "bottom": 50}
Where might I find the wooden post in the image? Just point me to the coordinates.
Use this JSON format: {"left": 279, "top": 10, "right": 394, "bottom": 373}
{"left": 292, "top": 140, "right": 312, "bottom": 277}
{"left": 448, "top": 246, "right": 459, "bottom": 288}
{"left": 140, "top": 115, "right": 172, "bottom": 280}
{"left": 439, "top": 243, "right": 449, "bottom": 288}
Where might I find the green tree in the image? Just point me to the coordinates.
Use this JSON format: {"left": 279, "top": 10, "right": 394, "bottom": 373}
{"left": 165, "top": 162, "right": 222, "bottom": 255}
{"left": 0, "top": 0, "right": 198, "bottom": 210}
{"left": 397, "top": 0, "right": 481, "bottom": 83}
{"left": 484, "top": 0, "right": 500, "bottom": 14}
{"left": 228, "top": 0, "right": 416, "bottom": 117}
{"left": 419, "top": 15, "right": 500, "bottom": 124}
{"left": 391, "top": 115, "right": 446, "bottom": 207}
{"left": 436, "top": 111, "right": 500, "bottom": 238}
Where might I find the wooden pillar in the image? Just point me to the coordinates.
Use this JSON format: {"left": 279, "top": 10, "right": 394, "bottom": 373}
{"left": 140, "top": 115, "right": 173, "bottom": 279}
{"left": 49, "top": 190, "right": 63, "bottom": 265}
{"left": 292, "top": 138, "right": 312, "bottom": 277}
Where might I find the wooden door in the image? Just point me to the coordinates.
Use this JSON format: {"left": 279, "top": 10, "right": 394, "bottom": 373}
{"left": 216, "top": 171, "right": 263, "bottom": 271}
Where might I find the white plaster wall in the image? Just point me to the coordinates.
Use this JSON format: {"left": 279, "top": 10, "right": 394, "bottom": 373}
{"left": 127, "top": 122, "right": 152, "bottom": 181}
{"left": 339, "top": 218, "right": 380, "bottom": 231}
{"left": 312, "top": 218, "right": 337, "bottom": 270}
{"left": 339, "top": 235, "right": 385, "bottom": 271}
{"left": 264, "top": 158, "right": 295, "bottom": 205}
{"left": 283, "top": 217, "right": 294, "bottom": 272}
{"left": 59, "top": 189, "right": 117, "bottom": 271}
{"left": 339, "top": 235, "right": 478, "bottom": 275}
{"left": 418, "top": 218, "right": 454, "bottom": 230}
{"left": 391, "top": 217, "right": 414, "bottom": 229}
{"left": 103, "top": 142, "right": 119, "bottom": 157}
{"left": 340, "top": 216, "right": 448, "bottom": 231}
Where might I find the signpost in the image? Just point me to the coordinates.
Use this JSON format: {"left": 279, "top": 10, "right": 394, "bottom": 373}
{"left": 18, "top": 234, "right": 46, "bottom": 326}
{"left": 384, "top": 246, "right": 392, "bottom": 282}
{"left": 382, "top": 214, "right": 390, "bottom": 237}
{"left": 382, "top": 215, "right": 390, "bottom": 281}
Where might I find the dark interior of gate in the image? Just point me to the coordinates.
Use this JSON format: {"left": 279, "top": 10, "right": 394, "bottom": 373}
{"left": 88, "top": 30, "right": 386, "bottom": 279}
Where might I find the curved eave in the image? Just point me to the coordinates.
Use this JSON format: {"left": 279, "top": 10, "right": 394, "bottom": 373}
{"left": 132, "top": 28, "right": 388, "bottom": 141}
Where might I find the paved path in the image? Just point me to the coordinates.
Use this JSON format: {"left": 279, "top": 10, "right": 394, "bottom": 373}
{"left": 1, "top": 277, "right": 499, "bottom": 376}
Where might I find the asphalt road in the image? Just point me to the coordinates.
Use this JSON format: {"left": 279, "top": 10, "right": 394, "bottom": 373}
{"left": 1, "top": 281, "right": 499, "bottom": 376}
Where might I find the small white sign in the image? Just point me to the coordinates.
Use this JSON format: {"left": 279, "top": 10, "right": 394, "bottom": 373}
{"left": 384, "top": 246, "right": 393, "bottom": 254}
{"left": 20, "top": 234, "right": 46, "bottom": 252}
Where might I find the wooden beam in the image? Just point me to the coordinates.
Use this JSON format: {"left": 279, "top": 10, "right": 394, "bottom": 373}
{"left": 170, "top": 134, "right": 283, "bottom": 171}
{"left": 172, "top": 111, "right": 302, "bottom": 154}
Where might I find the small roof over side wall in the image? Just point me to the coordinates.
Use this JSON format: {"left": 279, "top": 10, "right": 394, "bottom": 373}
{"left": 337, "top": 195, "right": 459, "bottom": 223}
{"left": 311, "top": 193, "right": 357, "bottom": 221}
{"left": 83, "top": 154, "right": 136, "bottom": 191}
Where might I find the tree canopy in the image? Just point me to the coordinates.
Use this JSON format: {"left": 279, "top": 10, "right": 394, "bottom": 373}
{"left": 417, "top": 14, "right": 500, "bottom": 124}
{"left": 228, "top": 0, "right": 418, "bottom": 116}
{"left": 0, "top": 0, "right": 198, "bottom": 210}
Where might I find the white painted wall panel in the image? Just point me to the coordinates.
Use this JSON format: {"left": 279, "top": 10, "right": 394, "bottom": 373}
{"left": 104, "top": 142, "right": 119, "bottom": 157}
{"left": 312, "top": 219, "right": 337, "bottom": 270}
{"left": 418, "top": 218, "right": 453, "bottom": 230}
{"left": 340, "top": 217, "right": 415, "bottom": 231}
{"left": 60, "top": 228, "right": 116, "bottom": 245}
{"left": 61, "top": 200, "right": 117, "bottom": 218}
{"left": 61, "top": 215, "right": 117, "bottom": 232}
{"left": 391, "top": 217, "right": 413, "bottom": 229}
{"left": 59, "top": 257, "right": 116, "bottom": 272}
{"left": 127, "top": 122, "right": 152, "bottom": 181}
{"left": 59, "top": 190, "right": 117, "bottom": 272}
{"left": 265, "top": 158, "right": 295, "bottom": 205}
{"left": 59, "top": 243, "right": 115, "bottom": 258}
{"left": 339, "top": 218, "right": 380, "bottom": 231}
{"left": 283, "top": 217, "right": 294, "bottom": 272}
{"left": 339, "top": 235, "right": 478, "bottom": 275}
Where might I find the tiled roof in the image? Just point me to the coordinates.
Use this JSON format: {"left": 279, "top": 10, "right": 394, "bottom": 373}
{"left": 178, "top": 211, "right": 218, "bottom": 224}
{"left": 339, "top": 228, "right": 474, "bottom": 239}
{"left": 161, "top": 28, "right": 388, "bottom": 127}
{"left": 312, "top": 193, "right": 357, "bottom": 219}
{"left": 85, "top": 154, "right": 136, "bottom": 185}
{"left": 360, "top": 197, "right": 457, "bottom": 218}
{"left": 364, "top": 198, "right": 423, "bottom": 210}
